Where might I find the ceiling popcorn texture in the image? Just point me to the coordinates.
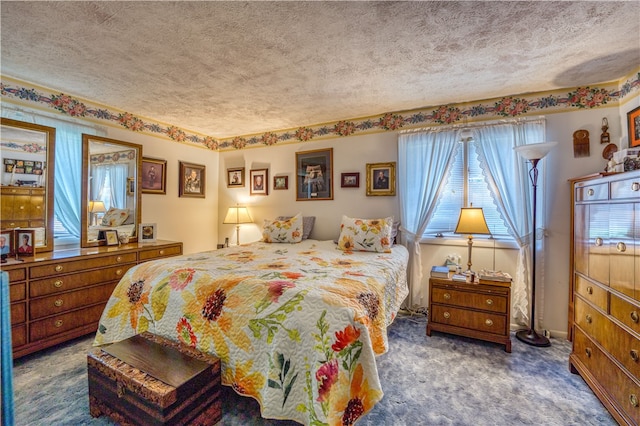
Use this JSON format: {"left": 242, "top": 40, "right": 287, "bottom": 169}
{"left": 1, "top": 1, "right": 638, "bottom": 139}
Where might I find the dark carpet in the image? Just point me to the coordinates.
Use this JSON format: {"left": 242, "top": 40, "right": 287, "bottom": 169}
{"left": 12, "top": 314, "right": 614, "bottom": 425}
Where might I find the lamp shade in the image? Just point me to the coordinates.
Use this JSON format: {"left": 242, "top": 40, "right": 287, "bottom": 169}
{"left": 454, "top": 207, "right": 490, "bottom": 235}
{"left": 88, "top": 200, "right": 107, "bottom": 213}
{"left": 514, "top": 141, "right": 558, "bottom": 161}
{"left": 223, "top": 206, "right": 253, "bottom": 225}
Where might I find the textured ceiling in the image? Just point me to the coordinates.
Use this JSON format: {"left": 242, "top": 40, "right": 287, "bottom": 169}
{"left": 1, "top": 1, "right": 639, "bottom": 139}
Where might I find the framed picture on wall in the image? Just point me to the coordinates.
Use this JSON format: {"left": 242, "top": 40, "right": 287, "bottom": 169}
{"left": 341, "top": 172, "right": 359, "bottom": 188}
{"left": 296, "top": 148, "right": 333, "bottom": 201}
{"left": 366, "top": 162, "right": 396, "bottom": 196}
{"left": 142, "top": 157, "right": 167, "bottom": 194}
{"left": 628, "top": 105, "right": 640, "bottom": 147}
{"left": 273, "top": 175, "right": 288, "bottom": 190}
{"left": 227, "top": 167, "right": 245, "bottom": 188}
{"left": 179, "top": 161, "right": 206, "bottom": 198}
{"left": 250, "top": 169, "right": 269, "bottom": 195}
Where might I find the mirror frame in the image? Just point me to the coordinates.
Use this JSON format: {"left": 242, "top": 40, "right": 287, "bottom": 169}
{"left": 81, "top": 134, "right": 142, "bottom": 248}
{"left": 0, "top": 118, "right": 56, "bottom": 252}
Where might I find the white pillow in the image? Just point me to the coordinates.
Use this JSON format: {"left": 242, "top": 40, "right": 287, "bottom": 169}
{"left": 100, "top": 208, "right": 129, "bottom": 227}
{"left": 263, "top": 213, "right": 303, "bottom": 243}
{"left": 337, "top": 215, "right": 393, "bottom": 253}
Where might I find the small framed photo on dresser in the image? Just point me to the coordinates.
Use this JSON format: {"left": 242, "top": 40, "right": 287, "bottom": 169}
{"left": 0, "top": 230, "right": 15, "bottom": 260}
{"left": 16, "top": 229, "right": 35, "bottom": 256}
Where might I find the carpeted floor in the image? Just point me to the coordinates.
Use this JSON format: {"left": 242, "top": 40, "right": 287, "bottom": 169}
{"left": 12, "top": 314, "right": 614, "bottom": 425}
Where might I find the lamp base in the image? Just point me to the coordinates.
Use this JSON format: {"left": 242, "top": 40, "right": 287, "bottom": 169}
{"left": 515, "top": 328, "right": 550, "bottom": 347}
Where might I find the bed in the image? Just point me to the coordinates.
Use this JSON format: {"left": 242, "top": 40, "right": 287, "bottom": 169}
{"left": 94, "top": 216, "right": 408, "bottom": 425}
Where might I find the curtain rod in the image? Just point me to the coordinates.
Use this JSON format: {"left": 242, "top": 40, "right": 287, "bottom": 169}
{"left": 399, "top": 116, "right": 546, "bottom": 135}
{"left": 1, "top": 104, "right": 107, "bottom": 132}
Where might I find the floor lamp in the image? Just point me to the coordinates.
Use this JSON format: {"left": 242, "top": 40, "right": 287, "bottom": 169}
{"left": 514, "top": 141, "right": 557, "bottom": 347}
{"left": 223, "top": 205, "right": 253, "bottom": 245}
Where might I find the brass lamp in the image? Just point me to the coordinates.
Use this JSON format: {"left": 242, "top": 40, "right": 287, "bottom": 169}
{"left": 88, "top": 200, "right": 106, "bottom": 226}
{"left": 223, "top": 205, "right": 253, "bottom": 245}
{"left": 454, "top": 206, "right": 490, "bottom": 275}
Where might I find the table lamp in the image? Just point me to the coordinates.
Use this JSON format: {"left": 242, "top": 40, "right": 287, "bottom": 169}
{"left": 223, "top": 205, "right": 253, "bottom": 245}
{"left": 454, "top": 205, "right": 490, "bottom": 275}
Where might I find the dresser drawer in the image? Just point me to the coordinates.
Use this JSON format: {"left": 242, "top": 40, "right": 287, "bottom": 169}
{"left": 3, "top": 267, "right": 26, "bottom": 283}
{"left": 10, "top": 282, "right": 26, "bottom": 302}
{"left": 11, "top": 302, "right": 25, "bottom": 324}
{"left": 30, "top": 263, "right": 135, "bottom": 297}
{"left": 576, "top": 183, "right": 609, "bottom": 202}
{"left": 29, "top": 282, "right": 117, "bottom": 320}
{"left": 610, "top": 293, "right": 640, "bottom": 336}
{"left": 29, "top": 303, "right": 106, "bottom": 341}
{"left": 139, "top": 244, "right": 182, "bottom": 261}
{"left": 0, "top": 220, "right": 29, "bottom": 228}
{"left": 575, "top": 275, "right": 608, "bottom": 311}
{"left": 12, "top": 324, "right": 26, "bottom": 347}
{"left": 29, "top": 252, "right": 137, "bottom": 278}
{"left": 430, "top": 304, "right": 507, "bottom": 335}
{"left": 574, "top": 296, "right": 610, "bottom": 347}
{"left": 1, "top": 187, "right": 32, "bottom": 195}
{"left": 611, "top": 175, "right": 640, "bottom": 200}
{"left": 573, "top": 327, "right": 640, "bottom": 425}
{"left": 431, "top": 286, "right": 507, "bottom": 313}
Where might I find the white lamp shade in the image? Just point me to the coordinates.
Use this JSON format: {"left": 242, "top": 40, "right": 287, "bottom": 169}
{"left": 514, "top": 141, "right": 558, "bottom": 160}
{"left": 454, "top": 207, "right": 490, "bottom": 235}
{"left": 223, "top": 206, "right": 253, "bottom": 224}
{"left": 89, "top": 200, "right": 107, "bottom": 213}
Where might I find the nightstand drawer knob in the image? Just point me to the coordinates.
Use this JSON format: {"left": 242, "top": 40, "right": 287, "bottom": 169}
{"left": 53, "top": 280, "right": 63, "bottom": 288}
{"left": 585, "top": 314, "right": 592, "bottom": 324}
{"left": 585, "top": 347, "right": 592, "bottom": 358}
{"left": 443, "top": 293, "right": 451, "bottom": 300}
{"left": 631, "top": 182, "right": 640, "bottom": 192}
{"left": 55, "top": 265, "right": 64, "bottom": 272}
{"left": 443, "top": 312, "right": 450, "bottom": 319}
{"left": 587, "top": 188, "right": 595, "bottom": 196}
{"left": 485, "top": 299, "right": 493, "bottom": 306}
{"left": 630, "top": 394, "right": 639, "bottom": 408}
{"left": 54, "top": 319, "right": 63, "bottom": 328}
{"left": 485, "top": 319, "right": 493, "bottom": 327}
{"left": 631, "top": 311, "right": 639, "bottom": 323}
{"left": 54, "top": 299, "right": 63, "bottom": 307}
{"left": 630, "top": 350, "right": 639, "bottom": 362}
{"left": 586, "top": 286, "right": 593, "bottom": 295}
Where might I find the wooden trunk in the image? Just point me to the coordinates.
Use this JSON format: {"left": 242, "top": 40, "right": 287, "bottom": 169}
{"left": 88, "top": 332, "right": 221, "bottom": 425}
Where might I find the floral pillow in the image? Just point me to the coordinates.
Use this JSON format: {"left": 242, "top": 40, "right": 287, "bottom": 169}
{"left": 276, "top": 215, "right": 315, "bottom": 239}
{"left": 263, "top": 213, "right": 303, "bottom": 243}
{"left": 100, "top": 208, "right": 129, "bottom": 227}
{"left": 337, "top": 215, "right": 393, "bottom": 253}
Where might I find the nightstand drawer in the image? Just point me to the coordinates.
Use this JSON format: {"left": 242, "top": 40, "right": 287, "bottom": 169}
{"left": 431, "top": 304, "right": 507, "bottom": 335}
{"left": 431, "top": 287, "right": 507, "bottom": 313}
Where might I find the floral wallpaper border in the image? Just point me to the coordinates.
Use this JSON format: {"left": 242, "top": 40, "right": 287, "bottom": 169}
{"left": 2, "top": 72, "right": 639, "bottom": 152}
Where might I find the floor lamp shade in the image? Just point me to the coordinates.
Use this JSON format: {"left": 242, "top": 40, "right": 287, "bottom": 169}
{"left": 223, "top": 206, "right": 253, "bottom": 245}
{"left": 454, "top": 207, "right": 490, "bottom": 273}
{"left": 513, "top": 141, "right": 557, "bottom": 347}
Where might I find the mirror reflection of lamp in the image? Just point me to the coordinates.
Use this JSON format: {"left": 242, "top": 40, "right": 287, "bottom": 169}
{"left": 88, "top": 200, "right": 107, "bottom": 226}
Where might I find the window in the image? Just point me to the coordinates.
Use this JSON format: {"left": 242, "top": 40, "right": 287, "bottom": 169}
{"left": 425, "top": 140, "right": 512, "bottom": 239}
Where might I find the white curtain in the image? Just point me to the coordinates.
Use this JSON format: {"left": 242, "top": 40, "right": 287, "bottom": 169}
{"left": 466, "top": 120, "right": 546, "bottom": 325}
{"left": 397, "top": 129, "right": 458, "bottom": 309}
{"left": 108, "top": 164, "right": 128, "bottom": 209}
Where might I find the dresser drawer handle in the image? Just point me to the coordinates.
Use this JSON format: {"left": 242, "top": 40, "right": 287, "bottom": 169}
{"left": 585, "top": 347, "right": 592, "bottom": 358}
{"left": 55, "top": 265, "right": 64, "bottom": 272}
{"left": 485, "top": 299, "right": 494, "bottom": 306}
{"left": 54, "top": 299, "right": 64, "bottom": 307}
{"left": 443, "top": 312, "right": 450, "bottom": 319}
{"left": 630, "top": 394, "right": 639, "bottom": 408}
{"left": 594, "top": 237, "right": 603, "bottom": 247}
{"left": 116, "top": 256, "right": 123, "bottom": 262}
{"left": 587, "top": 188, "right": 594, "bottom": 196}
{"left": 54, "top": 319, "right": 63, "bottom": 328}
{"left": 630, "top": 350, "right": 639, "bottom": 362}
{"left": 53, "top": 280, "right": 63, "bottom": 288}
{"left": 485, "top": 319, "right": 493, "bottom": 327}
{"left": 631, "top": 182, "right": 640, "bottom": 192}
{"left": 116, "top": 269, "right": 123, "bottom": 276}
{"left": 443, "top": 293, "right": 451, "bottom": 300}
{"left": 585, "top": 314, "right": 592, "bottom": 324}
{"left": 159, "top": 249, "right": 165, "bottom": 255}
{"left": 616, "top": 242, "right": 627, "bottom": 253}
{"left": 11, "top": 189, "right": 17, "bottom": 193}
{"left": 19, "top": 205, "right": 25, "bottom": 210}
{"left": 631, "top": 311, "right": 639, "bottom": 323}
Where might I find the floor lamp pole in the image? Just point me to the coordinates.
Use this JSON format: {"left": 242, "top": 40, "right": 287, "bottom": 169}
{"left": 516, "top": 158, "right": 550, "bottom": 347}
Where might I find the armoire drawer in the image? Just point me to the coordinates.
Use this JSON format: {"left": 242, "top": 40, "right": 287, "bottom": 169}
{"left": 574, "top": 296, "right": 610, "bottom": 347}
{"left": 575, "top": 275, "right": 608, "bottom": 312}
{"left": 430, "top": 304, "right": 506, "bottom": 335}
{"left": 29, "top": 303, "right": 106, "bottom": 341}
{"left": 29, "top": 282, "right": 117, "bottom": 320}
{"left": 431, "top": 286, "right": 507, "bottom": 313}
{"left": 29, "top": 263, "right": 135, "bottom": 297}
{"left": 611, "top": 293, "right": 640, "bottom": 336}
{"left": 29, "top": 252, "right": 137, "bottom": 278}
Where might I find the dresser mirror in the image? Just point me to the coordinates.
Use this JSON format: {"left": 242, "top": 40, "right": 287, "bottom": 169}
{"left": 0, "top": 118, "right": 56, "bottom": 252}
{"left": 81, "top": 134, "right": 142, "bottom": 247}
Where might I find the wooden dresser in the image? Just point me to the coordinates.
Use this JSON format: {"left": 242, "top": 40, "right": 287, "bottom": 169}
{"left": 569, "top": 170, "right": 640, "bottom": 425}
{"left": 0, "top": 186, "right": 46, "bottom": 229}
{"left": 427, "top": 277, "right": 512, "bottom": 352}
{"left": 1, "top": 240, "right": 182, "bottom": 359}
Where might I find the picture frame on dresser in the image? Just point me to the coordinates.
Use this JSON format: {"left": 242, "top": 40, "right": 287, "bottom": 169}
{"left": 104, "top": 230, "right": 119, "bottom": 246}
{"left": 16, "top": 229, "right": 34, "bottom": 257}
{"left": 0, "top": 230, "right": 14, "bottom": 259}
{"left": 139, "top": 223, "right": 157, "bottom": 243}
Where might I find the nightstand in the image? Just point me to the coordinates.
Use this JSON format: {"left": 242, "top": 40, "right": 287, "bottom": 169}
{"left": 426, "top": 277, "right": 512, "bottom": 352}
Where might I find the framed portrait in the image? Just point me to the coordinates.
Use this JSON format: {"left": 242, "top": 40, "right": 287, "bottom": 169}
{"left": 104, "top": 229, "right": 119, "bottom": 246}
{"left": 179, "top": 161, "right": 206, "bottom": 198}
{"left": 16, "top": 229, "right": 35, "bottom": 256}
{"left": 0, "top": 230, "right": 14, "bottom": 258}
{"left": 341, "top": 172, "right": 359, "bottom": 188}
{"left": 627, "top": 105, "right": 640, "bottom": 147}
{"left": 227, "top": 167, "right": 245, "bottom": 188}
{"left": 273, "top": 175, "right": 288, "bottom": 190}
{"left": 366, "top": 162, "right": 396, "bottom": 196}
{"left": 250, "top": 168, "right": 269, "bottom": 195}
{"left": 127, "top": 177, "right": 135, "bottom": 196}
{"left": 296, "top": 148, "right": 333, "bottom": 201}
{"left": 142, "top": 157, "right": 167, "bottom": 194}
{"left": 139, "top": 223, "right": 157, "bottom": 243}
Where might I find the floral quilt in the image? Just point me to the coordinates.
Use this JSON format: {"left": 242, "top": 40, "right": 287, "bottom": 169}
{"left": 94, "top": 239, "right": 408, "bottom": 425}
